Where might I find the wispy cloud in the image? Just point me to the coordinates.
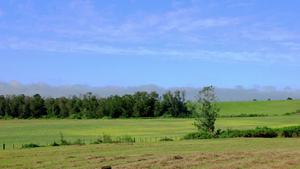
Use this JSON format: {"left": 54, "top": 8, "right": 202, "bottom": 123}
{"left": 6, "top": 37, "right": 299, "bottom": 65}
{"left": 280, "top": 42, "right": 300, "bottom": 51}
{"left": 241, "top": 27, "right": 299, "bottom": 41}
{"left": 1, "top": 0, "right": 300, "bottom": 67}
{"left": 227, "top": 2, "right": 254, "bottom": 8}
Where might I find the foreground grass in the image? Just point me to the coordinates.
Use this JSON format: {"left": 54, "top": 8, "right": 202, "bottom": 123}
{"left": 0, "top": 138, "right": 299, "bottom": 168}
{"left": 1, "top": 116, "right": 300, "bottom": 148}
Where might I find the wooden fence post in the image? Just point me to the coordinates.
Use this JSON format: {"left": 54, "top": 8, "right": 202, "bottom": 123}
{"left": 3, "top": 144, "right": 5, "bottom": 150}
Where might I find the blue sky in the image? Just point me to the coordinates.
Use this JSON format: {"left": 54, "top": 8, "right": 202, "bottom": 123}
{"left": 1, "top": 0, "right": 300, "bottom": 91}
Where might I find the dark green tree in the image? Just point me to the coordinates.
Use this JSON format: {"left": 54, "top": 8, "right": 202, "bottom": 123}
{"left": 0, "top": 95, "right": 6, "bottom": 117}
{"left": 30, "top": 94, "right": 46, "bottom": 118}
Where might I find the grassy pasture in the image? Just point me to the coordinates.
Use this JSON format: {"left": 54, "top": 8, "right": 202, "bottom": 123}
{"left": 0, "top": 138, "right": 299, "bottom": 168}
{"left": 1, "top": 116, "right": 300, "bottom": 148}
{"left": 218, "top": 99, "right": 300, "bottom": 116}
{"left": 0, "top": 100, "right": 300, "bottom": 168}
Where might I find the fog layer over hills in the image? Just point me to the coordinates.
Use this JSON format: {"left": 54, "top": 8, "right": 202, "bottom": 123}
{"left": 1, "top": 81, "right": 299, "bottom": 102}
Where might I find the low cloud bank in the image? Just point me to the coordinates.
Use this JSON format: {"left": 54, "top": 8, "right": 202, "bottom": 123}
{"left": 0, "top": 81, "right": 299, "bottom": 102}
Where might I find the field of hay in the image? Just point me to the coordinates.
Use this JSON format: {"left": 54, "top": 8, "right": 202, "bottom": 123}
{"left": 1, "top": 138, "right": 299, "bottom": 168}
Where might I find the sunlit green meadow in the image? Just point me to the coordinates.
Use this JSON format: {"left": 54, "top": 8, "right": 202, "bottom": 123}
{"left": 1, "top": 115, "right": 300, "bottom": 148}
{"left": 218, "top": 99, "right": 300, "bottom": 116}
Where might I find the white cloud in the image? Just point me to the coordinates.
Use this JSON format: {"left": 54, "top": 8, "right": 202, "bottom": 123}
{"left": 241, "top": 28, "right": 299, "bottom": 41}
{"left": 280, "top": 42, "right": 300, "bottom": 50}
{"left": 6, "top": 37, "right": 300, "bottom": 66}
{"left": 2, "top": 0, "right": 300, "bottom": 67}
{"left": 159, "top": 17, "right": 239, "bottom": 32}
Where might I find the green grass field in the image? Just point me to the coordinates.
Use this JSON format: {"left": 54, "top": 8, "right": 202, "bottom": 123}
{"left": 218, "top": 99, "right": 300, "bottom": 116}
{"left": 0, "top": 99, "right": 300, "bottom": 168}
{"left": 1, "top": 116, "right": 299, "bottom": 148}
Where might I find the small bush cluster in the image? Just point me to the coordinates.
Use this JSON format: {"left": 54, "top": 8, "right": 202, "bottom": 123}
{"left": 283, "top": 112, "right": 296, "bottom": 116}
{"left": 278, "top": 126, "right": 300, "bottom": 137}
{"left": 184, "top": 125, "right": 300, "bottom": 140}
{"left": 219, "top": 113, "right": 268, "bottom": 118}
{"left": 219, "top": 126, "right": 277, "bottom": 138}
{"left": 92, "top": 133, "right": 134, "bottom": 144}
{"left": 184, "top": 132, "right": 213, "bottom": 139}
{"left": 22, "top": 143, "right": 40, "bottom": 148}
{"left": 159, "top": 137, "right": 174, "bottom": 141}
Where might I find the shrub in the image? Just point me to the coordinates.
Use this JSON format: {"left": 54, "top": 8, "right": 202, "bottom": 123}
{"left": 184, "top": 131, "right": 213, "bottom": 139}
{"left": 186, "top": 125, "right": 300, "bottom": 139}
{"left": 218, "top": 127, "right": 278, "bottom": 138}
{"left": 4, "top": 116, "right": 14, "bottom": 120}
{"left": 68, "top": 114, "right": 82, "bottom": 119}
{"left": 249, "top": 126, "right": 277, "bottom": 138}
{"left": 93, "top": 134, "right": 134, "bottom": 144}
{"left": 283, "top": 112, "right": 296, "bottom": 116}
{"left": 22, "top": 143, "right": 40, "bottom": 148}
{"left": 160, "top": 114, "right": 173, "bottom": 118}
{"left": 50, "top": 141, "right": 60, "bottom": 146}
{"left": 278, "top": 126, "right": 300, "bottom": 137}
{"left": 60, "top": 132, "right": 71, "bottom": 145}
{"left": 95, "top": 133, "right": 113, "bottom": 143}
{"left": 73, "top": 139, "right": 85, "bottom": 145}
{"left": 102, "top": 116, "right": 112, "bottom": 119}
{"left": 123, "top": 135, "right": 134, "bottom": 143}
{"left": 159, "top": 137, "right": 174, "bottom": 141}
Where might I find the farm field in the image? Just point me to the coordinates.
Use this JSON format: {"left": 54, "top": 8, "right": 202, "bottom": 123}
{"left": 0, "top": 138, "right": 299, "bottom": 168}
{"left": 0, "top": 100, "right": 299, "bottom": 168}
{"left": 217, "top": 99, "right": 300, "bottom": 116}
{"left": 1, "top": 115, "right": 300, "bottom": 148}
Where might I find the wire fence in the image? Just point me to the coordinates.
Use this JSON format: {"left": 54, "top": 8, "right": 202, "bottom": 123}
{"left": 2, "top": 136, "right": 185, "bottom": 150}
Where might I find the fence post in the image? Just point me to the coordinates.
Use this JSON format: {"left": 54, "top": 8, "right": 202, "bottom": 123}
{"left": 13, "top": 144, "right": 14, "bottom": 149}
{"left": 134, "top": 138, "right": 135, "bottom": 142}
{"left": 3, "top": 144, "right": 5, "bottom": 150}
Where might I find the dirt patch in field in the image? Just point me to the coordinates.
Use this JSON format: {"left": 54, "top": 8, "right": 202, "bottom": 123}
{"left": 140, "top": 153, "right": 154, "bottom": 157}
{"left": 111, "top": 150, "right": 300, "bottom": 169}
{"left": 87, "top": 155, "right": 105, "bottom": 160}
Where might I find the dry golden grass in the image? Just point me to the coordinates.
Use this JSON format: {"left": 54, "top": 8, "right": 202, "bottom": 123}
{"left": 113, "top": 150, "right": 300, "bottom": 169}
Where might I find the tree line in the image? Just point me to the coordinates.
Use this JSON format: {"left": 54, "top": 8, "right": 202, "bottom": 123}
{"left": 0, "top": 91, "right": 195, "bottom": 119}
